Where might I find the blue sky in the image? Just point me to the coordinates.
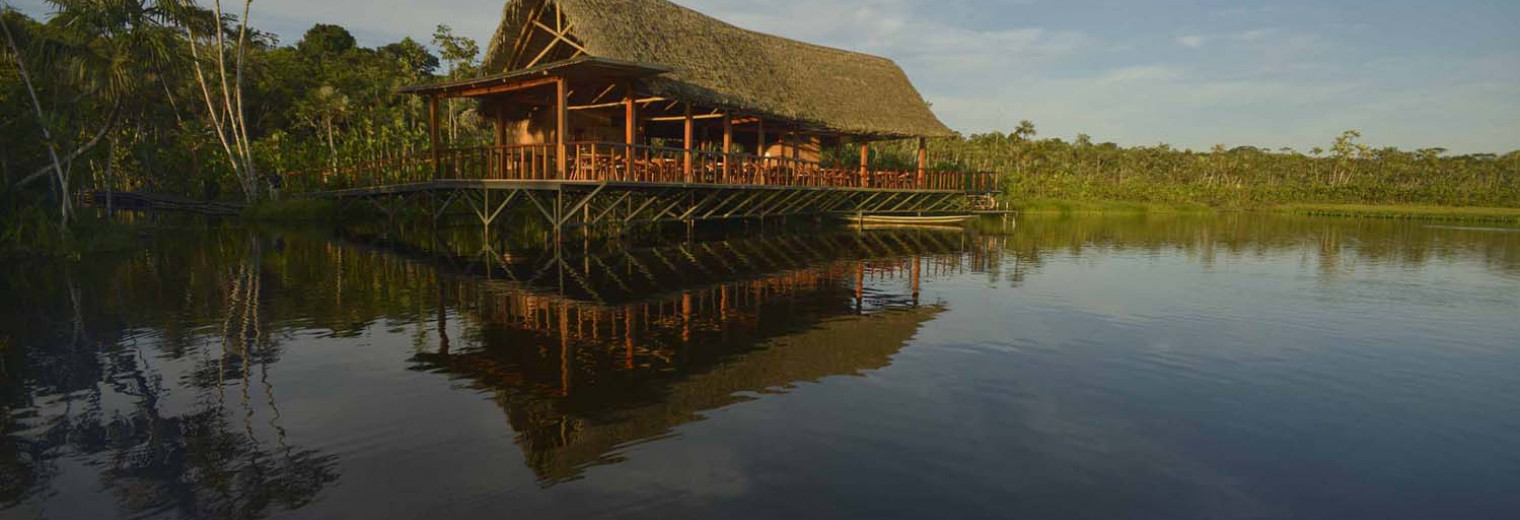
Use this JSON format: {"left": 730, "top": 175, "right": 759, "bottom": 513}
{"left": 12, "top": 0, "right": 1520, "bottom": 153}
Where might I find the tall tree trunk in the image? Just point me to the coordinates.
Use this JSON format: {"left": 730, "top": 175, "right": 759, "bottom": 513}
{"left": 185, "top": 0, "right": 260, "bottom": 202}
{"left": 2, "top": 14, "right": 71, "bottom": 228}
{"left": 326, "top": 117, "right": 338, "bottom": 174}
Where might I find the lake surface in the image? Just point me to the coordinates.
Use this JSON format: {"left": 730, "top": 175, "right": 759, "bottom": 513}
{"left": 2, "top": 214, "right": 1518, "bottom": 519}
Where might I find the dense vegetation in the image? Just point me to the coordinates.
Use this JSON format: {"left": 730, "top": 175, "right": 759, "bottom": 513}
{"left": 1, "top": 2, "right": 490, "bottom": 251}
{"left": 869, "top": 124, "right": 1520, "bottom": 209}
{"left": 3, "top": 3, "right": 1518, "bottom": 254}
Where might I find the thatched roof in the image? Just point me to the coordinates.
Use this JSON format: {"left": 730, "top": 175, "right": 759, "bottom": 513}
{"left": 481, "top": 0, "right": 955, "bottom": 139}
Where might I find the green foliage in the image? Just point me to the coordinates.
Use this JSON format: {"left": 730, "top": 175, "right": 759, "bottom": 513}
{"left": 867, "top": 123, "right": 1520, "bottom": 208}
{"left": 3, "top": 7, "right": 491, "bottom": 246}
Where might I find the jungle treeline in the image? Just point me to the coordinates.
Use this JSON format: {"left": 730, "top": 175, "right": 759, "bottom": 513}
{"left": 3, "top": 3, "right": 1517, "bottom": 251}
{"left": 2, "top": 2, "right": 492, "bottom": 249}
{"left": 872, "top": 125, "right": 1520, "bottom": 209}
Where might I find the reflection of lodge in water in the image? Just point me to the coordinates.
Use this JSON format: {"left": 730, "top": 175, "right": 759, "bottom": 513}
{"left": 401, "top": 229, "right": 999, "bottom": 483}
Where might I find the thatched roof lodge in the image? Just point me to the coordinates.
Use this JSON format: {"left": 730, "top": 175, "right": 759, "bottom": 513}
{"left": 480, "top": 0, "right": 952, "bottom": 139}
{"left": 399, "top": 0, "right": 969, "bottom": 189}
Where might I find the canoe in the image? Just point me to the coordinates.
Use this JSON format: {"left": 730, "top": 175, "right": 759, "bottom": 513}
{"left": 849, "top": 214, "right": 976, "bottom": 226}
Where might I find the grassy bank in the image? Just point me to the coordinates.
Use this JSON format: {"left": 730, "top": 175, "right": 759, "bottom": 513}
{"left": 1007, "top": 198, "right": 1216, "bottom": 215}
{"left": 1274, "top": 203, "right": 1520, "bottom": 223}
{"left": 1007, "top": 198, "right": 1520, "bottom": 224}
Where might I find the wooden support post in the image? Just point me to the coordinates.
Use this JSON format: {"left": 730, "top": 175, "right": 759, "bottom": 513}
{"left": 917, "top": 137, "right": 927, "bottom": 189}
{"left": 682, "top": 103, "right": 694, "bottom": 183}
{"left": 555, "top": 77, "right": 568, "bottom": 180}
{"left": 624, "top": 82, "right": 636, "bottom": 181}
{"left": 722, "top": 115, "right": 732, "bottom": 182}
{"left": 495, "top": 104, "right": 508, "bottom": 179}
{"left": 429, "top": 95, "right": 441, "bottom": 180}
{"left": 859, "top": 141, "right": 870, "bottom": 188}
{"left": 756, "top": 120, "right": 766, "bottom": 185}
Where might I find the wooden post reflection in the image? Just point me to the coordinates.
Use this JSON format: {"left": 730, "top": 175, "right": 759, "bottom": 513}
{"left": 625, "top": 307, "right": 635, "bottom": 370}
{"left": 560, "top": 301, "right": 571, "bottom": 396}
{"left": 854, "top": 261, "right": 865, "bottom": 313}
{"left": 681, "top": 291, "right": 692, "bottom": 343}
{"left": 911, "top": 255, "right": 921, "bottom": 306}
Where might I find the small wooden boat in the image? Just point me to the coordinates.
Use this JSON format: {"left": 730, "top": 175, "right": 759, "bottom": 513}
{"left": 848, "top": 214, "right": 977, "bottom": 226}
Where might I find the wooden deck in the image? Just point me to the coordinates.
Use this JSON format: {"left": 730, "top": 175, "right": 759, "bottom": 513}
{"left": 285, "top": 143, "right": 1000, "bottom": 234}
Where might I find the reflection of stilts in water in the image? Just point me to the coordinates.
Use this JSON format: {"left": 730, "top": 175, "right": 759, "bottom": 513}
{"left": 560, "top": 300, "right": 570, "bottom": 397}
{"left": 912, "top": 255, "right": 921, "bottom": 306}
{"left": 625, "top": 307, "right": 635, "bottom": 370}
{"left": 682, "top": 291, "right": 692, "bottom": 344}
{"left": 855, "top": 261, "right": 865, "bottom": 313}
{"left": 437, "top": 265, "right": 451, "bottom": 356}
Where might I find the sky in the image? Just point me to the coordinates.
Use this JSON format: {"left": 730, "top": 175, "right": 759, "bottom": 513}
{"left": 11, "top": 0, "right": 1520, "bottom": 153}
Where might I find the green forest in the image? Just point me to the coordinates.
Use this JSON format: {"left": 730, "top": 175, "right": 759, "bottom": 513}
{"left": 3, "top": 2, "right": 1518, "bottom": 252}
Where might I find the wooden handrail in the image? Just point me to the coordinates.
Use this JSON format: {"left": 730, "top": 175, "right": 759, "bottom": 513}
{"left": 283, "top": 141, "right": 1001, "bottom": 194}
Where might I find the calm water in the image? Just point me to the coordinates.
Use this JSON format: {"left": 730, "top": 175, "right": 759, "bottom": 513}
{"left": 2, "top": 214, "right": 1518, "bottom": 519}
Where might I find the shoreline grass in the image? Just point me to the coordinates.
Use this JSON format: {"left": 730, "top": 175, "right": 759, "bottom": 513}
{"left": 1273, "top": 203, "right": 1520, "bottom": 223}
{"left": 1006, "top": 198, "right": 1217, "bottom": 215}
{"left": 1007, "top": 198, "right": 1520, "bottom": 223}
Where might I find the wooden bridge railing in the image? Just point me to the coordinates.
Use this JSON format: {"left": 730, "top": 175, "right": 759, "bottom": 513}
{"left": 283, "top": 142, "right": 999, "bottom": 194}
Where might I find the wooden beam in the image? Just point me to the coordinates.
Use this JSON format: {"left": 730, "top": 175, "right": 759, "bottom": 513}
{"left": 439, "top": 75, "right": 560, "bottom": 99}
{"left": 588, "top": 83, "right": 618, "bottom": 105}
{"left": 570, "top": 97, "right": 665, "bottom": 111}
{"left": 645, "top": 113, "right": 727, "bottom": 122}
{"left": 556, "top": 77, "right": 567, "bottom": 179}
{"left": 506, "top": 1, "right": 546, "bottom": 70}
{"left": 530, "top": 19, "right": 588, "bottom": 55}
{"left": 683, "top": 102, "right": 693, "bottom": 182}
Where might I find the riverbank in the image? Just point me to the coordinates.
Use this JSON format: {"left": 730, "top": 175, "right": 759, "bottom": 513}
{"left": 1007, "top": 198, "right": 1520, "bottom": 224}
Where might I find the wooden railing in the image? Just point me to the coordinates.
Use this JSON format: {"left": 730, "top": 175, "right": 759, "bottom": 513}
{"left": 284, "top": 142, "right": 999, "bottom": 193}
